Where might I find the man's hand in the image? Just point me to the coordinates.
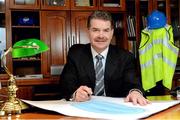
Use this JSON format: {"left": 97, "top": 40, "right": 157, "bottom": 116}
{"left": 125, "top": 91, "right": 151, "bottom": 106}
{"left": 74, "top": 86, "right": 93, "bottom": 102}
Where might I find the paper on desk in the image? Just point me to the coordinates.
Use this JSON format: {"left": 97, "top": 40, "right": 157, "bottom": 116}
{"left": 22, "top": 96, "right": 180, "bottom": 120}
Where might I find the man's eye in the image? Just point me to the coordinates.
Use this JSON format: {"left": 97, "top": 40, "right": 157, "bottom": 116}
{"left": 92, "top": 29, "right": 98, "bottom": 32}
{"left": 104, "top": 29, "right": 110, "bottom": 32}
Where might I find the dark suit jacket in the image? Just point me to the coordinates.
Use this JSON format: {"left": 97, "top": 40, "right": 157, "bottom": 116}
{"left": 60, "top": 44, "right": 143, "bottom": 100}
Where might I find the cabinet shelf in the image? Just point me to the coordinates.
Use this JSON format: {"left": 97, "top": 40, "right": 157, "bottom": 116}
{"left": 12, "top": 26, "right": 40, "bottom": 28}
{"left": 13, "top": 58, "right": 41, "bottom": 62}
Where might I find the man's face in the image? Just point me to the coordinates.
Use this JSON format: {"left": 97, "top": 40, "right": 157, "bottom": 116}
{"left": 88, "top": 19, "right": 114, "bottom": 53}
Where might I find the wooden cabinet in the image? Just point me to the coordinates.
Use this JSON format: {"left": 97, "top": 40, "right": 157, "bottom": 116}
{"left": 41, "top": 11, "right": 69, "bottom": 76}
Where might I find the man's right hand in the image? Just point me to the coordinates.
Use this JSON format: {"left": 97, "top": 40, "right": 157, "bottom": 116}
{"left": 73, "top": 86, "right": 93, "bottom": 102}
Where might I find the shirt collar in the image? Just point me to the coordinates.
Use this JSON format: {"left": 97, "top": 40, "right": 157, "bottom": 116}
{"left": 91, "top": 46, "right": 109, "bottom": 60}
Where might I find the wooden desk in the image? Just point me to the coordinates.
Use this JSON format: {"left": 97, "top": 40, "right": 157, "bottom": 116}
{"left": 0, "top": 95, "right": 179, "bottom": 120}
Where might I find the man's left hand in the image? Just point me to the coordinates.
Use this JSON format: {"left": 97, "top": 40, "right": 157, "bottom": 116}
{"left": 125, "top": 91, "right": 151, "bottom": 106}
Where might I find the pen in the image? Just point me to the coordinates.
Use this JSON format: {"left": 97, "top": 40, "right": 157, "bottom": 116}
{"left": 85, "top": 90, "right": 92, "bottom": 98}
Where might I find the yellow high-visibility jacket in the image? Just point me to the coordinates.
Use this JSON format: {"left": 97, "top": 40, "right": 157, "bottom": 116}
{"left": 139, "top": 25, "right": 179, "bottom": 91}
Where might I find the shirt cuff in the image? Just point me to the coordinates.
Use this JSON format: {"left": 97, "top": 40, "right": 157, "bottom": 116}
{"left": 69, "top": 91, "right": 77, "bottom": 101}
{"left": 129, "top": 88, "right": 143, "bottom": 95}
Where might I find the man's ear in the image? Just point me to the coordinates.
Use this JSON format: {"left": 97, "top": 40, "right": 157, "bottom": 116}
{"left": 111, "top": 29, "right": 114, "bottom": 35}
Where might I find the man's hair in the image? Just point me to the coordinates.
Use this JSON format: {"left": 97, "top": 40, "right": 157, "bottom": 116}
{"left": 87, "top": 10, "right": 114, "bottom": 29}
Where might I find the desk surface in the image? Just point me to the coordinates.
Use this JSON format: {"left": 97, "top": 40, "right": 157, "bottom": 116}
{"left": 1, "top": 95, "right": 180, "bottom": 120}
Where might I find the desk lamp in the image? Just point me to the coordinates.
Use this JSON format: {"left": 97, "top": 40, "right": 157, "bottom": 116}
{"left": 0, "top": 38, "right": 49, "bottom": 116}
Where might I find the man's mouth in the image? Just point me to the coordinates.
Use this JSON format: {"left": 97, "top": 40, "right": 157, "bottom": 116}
{"left": 95, "top": 38, "right": 106, "bottom": 42}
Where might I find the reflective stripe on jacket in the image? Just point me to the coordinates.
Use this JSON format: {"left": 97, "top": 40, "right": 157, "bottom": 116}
{"left": 139, "top": 24, "right": 179, "bottom": 91}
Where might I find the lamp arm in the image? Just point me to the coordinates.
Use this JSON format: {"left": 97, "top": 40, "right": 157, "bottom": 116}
{"left": 2, "top": 47, "right": 13, "bottom": 77}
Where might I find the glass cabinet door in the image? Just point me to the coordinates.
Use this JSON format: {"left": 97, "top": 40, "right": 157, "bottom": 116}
{"left": 10, "top": 0, "right": 40, "bottom": 9}
{"left": 71, "top": 0, "right": 97, "bottom": 10}
{"left": 41, "top": 0, "right": 70, "bottom": 10}
{"left": 99, "top": 0, "right": 125, "bottom": 11}
{"left": 14, "top": 0, "right": 36, "bottom": 5}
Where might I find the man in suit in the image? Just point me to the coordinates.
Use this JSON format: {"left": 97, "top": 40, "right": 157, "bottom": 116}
{"left": 60, "top": 10, "right": 150, "bottom": 105}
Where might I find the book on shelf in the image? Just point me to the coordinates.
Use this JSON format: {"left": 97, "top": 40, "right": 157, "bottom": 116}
{"left": 130, "top": 16, "right": 136, "bottom": 37}
{"left": 127, "top": 16, "right": 136, "bottom": 37}
{"left": 126, "top": 16, "right": 131, "bottom": 37}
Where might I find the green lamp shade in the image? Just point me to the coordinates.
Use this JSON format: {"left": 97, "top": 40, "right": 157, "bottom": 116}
{"left": 12, "top": 38, "right": 49, "bottom": 58}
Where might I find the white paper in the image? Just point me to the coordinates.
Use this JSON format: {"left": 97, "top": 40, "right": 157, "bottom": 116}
{"left": 22, "top": 96, "right": 180, "bottom": 120}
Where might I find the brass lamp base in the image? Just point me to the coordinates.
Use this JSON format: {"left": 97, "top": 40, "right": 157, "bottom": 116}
{"left": 0, "top": 74, "right": 28, "bottom": 116}
{"left": 0, "top": 39, "right": 49, "bottom": 116}
{"left": 0, "top": 98, "right": 28, "bottom": 116}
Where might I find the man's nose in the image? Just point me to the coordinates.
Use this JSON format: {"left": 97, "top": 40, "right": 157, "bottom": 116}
{"left": 98, "top": 31, "right": 104, "bottom": 38}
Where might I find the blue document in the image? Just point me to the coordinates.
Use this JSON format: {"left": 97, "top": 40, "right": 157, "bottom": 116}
{"left": 72, "top": 99, "right": 145, "bottom": 114}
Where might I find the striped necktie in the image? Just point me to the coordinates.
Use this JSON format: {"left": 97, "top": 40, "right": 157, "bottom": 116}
{"left": 94, "top": 54, "right": 105, "bottom": 96}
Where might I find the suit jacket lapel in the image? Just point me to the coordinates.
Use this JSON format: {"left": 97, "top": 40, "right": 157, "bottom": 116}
{"left": 104, "top": 45, "right": 118, "bottom": 79}
{"left": 83, "top": 44, "right": 96, "bottom": 86}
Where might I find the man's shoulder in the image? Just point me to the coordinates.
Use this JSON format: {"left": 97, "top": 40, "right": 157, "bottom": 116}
{"left": 69, "top": 43, "right": 89, "bottom": 50}
{"left": 110, "top": 44, "right": 133, "bottom": 56}
{"left": 70, "top": 43, "right": 88, "bottom": 49}
{"left": 109, "top": 45, "right": 135, "bottom": 63}
{"left": 68, "top": 43, "right": 90, "bottom": 55}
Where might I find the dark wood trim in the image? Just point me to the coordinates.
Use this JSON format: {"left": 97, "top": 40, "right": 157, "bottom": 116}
{"left": 0, "top": 76, "right": 59, "bottom": 86}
